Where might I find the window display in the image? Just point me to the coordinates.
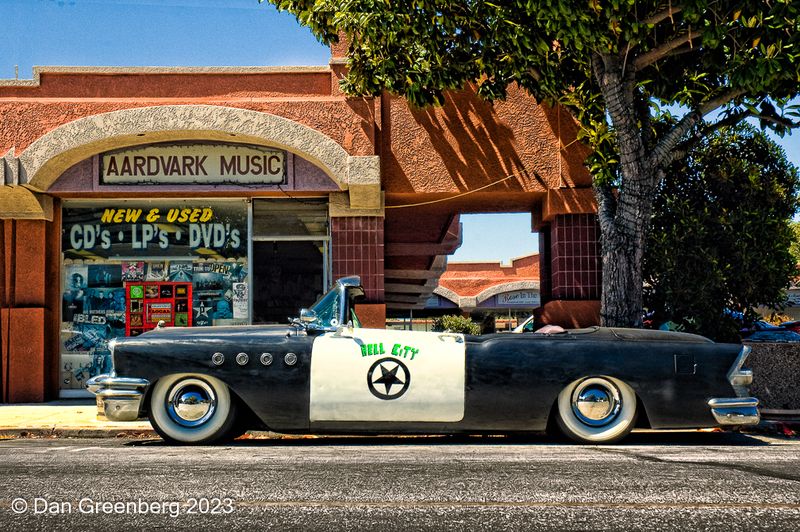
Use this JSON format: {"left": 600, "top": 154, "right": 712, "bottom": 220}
{"left": 60, "top": 200, "right": 249, "bottom": 392}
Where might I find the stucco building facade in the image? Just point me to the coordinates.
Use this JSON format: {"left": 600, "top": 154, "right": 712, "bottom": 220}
{"left": 0, "top": 47, "right": 600, "bottom": 402}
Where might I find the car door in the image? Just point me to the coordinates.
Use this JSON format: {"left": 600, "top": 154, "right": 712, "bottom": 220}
{"left": 309, "top": 327, "right": 466, "bottom": 422}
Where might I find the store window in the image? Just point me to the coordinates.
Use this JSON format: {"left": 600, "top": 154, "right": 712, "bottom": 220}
{"left": 59, "top": 199, "right": 248, "bottom": 395}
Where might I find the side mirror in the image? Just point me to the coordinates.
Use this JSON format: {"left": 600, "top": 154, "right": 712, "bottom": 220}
{"left": 299, "top": 308, "right": 317, "bottom": 323}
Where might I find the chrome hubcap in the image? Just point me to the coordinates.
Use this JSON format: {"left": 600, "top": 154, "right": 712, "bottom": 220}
{"left": 166, "top": 378, "right": 217, "bottom": 427}
{"left": 571, "top": 378, "right": 622, "bottom": 427}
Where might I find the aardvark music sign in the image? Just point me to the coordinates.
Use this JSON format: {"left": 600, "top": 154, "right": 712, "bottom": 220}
{"left": 101, "top": 143, "right": 286, "bottom": 184}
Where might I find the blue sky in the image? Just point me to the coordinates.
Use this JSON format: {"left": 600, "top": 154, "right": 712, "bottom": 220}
{"left": 3, "top": 0, "right": 799, "bottom": 262}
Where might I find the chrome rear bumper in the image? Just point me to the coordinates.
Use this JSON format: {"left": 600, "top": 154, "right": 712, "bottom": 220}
{"left": 707, "top": 345, "right": 760, "bottom": 426}
{"left": 86, "top": 374, "right": 150, "bottom": 422}
{"left": 708, "top": 397, "right": 760, "bottom": 425}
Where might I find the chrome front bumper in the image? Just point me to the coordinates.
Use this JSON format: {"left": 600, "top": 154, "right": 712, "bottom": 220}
{"left": 86, "top": 374, "right": 150, "bottom": 422}
{"left": 708, "top": 397, "right": 760, "bottom": 425}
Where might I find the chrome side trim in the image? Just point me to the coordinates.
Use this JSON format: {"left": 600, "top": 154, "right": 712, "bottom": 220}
{"left": 708, "top": 397, "right": 760, "bottom": 425}
{"left": 728, "top": 345, "right": 753, "bottom": 397}
{"left": 86, "top": 374, "right": 150, "bottom": 422}
{"left": 731, "top": 369, "right": 753, "bottom": 387}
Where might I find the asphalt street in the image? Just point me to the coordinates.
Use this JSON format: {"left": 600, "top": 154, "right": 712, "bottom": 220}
{"left": 0, "top": 431, "right": 798, "bottom": 531}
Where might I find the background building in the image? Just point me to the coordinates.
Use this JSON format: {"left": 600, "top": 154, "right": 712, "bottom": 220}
{"left": 424, "top": 255, "right": 541, "bottom": 330}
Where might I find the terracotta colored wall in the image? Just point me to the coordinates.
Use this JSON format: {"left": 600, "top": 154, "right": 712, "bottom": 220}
{"left": 1, "top": 70, "right": 591, "bottom": 204}
{"left": 381, "top": 85, "right": 591, "bottom": 199}
{"left": 0, "top": 221, "right": 7, "bottom": 400}
{"left": 537, "top": 300, "right": 601, "bottom": 328}
{"left": 0, "top": 72, "right": 333, "bottom": 99}
{"left": 0, "top": 69, "right": 378, "bottom": 160}
{"left": 354, "top": 303, "right": 387, "bottom": 329}
{"left": 443, "top": 254, "right": 539, "bottom": 276}
{"left": 0, "top": 99, "right": 377, "bottom": 158}
{"left": 0, "top": 218, "right": 60, "bottom": 402}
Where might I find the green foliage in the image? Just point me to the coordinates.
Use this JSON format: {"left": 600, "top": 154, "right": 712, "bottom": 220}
{"left": 262, "top": 0, "right": 800, "bottom": 326}
{"left": 432, "top": 314, "right": 481, "bottom": 335}
{"left": 263, "top": 0, "right": 800, "bottom": 184}
{"left": 644, "top": 124, "right": 800, "bottom": 341}
{"left": 790, "top": 220, "right": 800, "bottom": 264}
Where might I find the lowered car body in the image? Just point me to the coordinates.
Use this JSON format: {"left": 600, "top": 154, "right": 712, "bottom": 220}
{"left": 88, "top": 277, "right": 759, "bottom": 444}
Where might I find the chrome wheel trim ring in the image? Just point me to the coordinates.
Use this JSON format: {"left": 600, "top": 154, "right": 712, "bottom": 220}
{"left": 570, "top": 377, "right": 623, "bottom": 428}
{"left": 166, "top": 378, "right": 217, "bottom": 427}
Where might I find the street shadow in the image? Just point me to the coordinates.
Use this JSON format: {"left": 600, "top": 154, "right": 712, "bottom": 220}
{"left": 125, "top": 430, "right": 771, "bottom": 448}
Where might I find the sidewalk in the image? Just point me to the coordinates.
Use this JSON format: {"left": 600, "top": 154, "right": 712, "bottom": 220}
{"left": 0, "top": 400, "right": 155, "bottom": 439}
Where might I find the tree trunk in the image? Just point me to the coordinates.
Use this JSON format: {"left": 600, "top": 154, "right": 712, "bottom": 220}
{"left": 599, "top": 226, "right": 646, "bottom": 327}
{"left": 595, "top": 159, "right": 658, "bottom": 328}
{"left": 592, "top": 53, "right": 657, "bottom": 328}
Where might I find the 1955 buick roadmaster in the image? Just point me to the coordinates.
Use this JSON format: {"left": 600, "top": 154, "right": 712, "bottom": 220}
{"left": 87, "top": 276, "right": 759, "bottom": 445}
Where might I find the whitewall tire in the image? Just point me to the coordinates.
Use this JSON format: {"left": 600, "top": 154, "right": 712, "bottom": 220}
{"left": 556, "top": 376, "right": 637, "bottom": 444}
{"left": 149, "top": 373, "right": 238, "bottom": 444}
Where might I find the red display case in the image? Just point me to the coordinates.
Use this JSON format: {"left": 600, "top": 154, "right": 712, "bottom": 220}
{"left": 125, "top": 281, "right": 192, "bottom": 336}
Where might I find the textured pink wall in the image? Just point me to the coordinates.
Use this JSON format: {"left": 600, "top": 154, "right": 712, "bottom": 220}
{"left": 1, "top": 69, "right": 591, "bottom": 201}
{"left": 381, "top": 84, "right": 592, "bottom": 198}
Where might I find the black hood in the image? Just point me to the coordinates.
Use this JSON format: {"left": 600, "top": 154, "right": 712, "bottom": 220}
{"left": 118, "top": 324, "right": 298, "bottom": 345}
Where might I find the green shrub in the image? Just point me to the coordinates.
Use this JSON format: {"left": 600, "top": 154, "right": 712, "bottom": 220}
{"left": 644, "top": 124, "right": 799, "bottom": 342}
{"left": 432, "top": 315, "right": 481, "bottom": 335}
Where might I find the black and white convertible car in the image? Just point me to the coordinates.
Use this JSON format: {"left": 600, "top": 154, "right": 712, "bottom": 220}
{"left": 87, "top": 277, "right": 759, "bottom": 445}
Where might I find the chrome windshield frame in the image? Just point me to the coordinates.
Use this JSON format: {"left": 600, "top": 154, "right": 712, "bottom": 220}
{"left": 302, "top": 276, "right": 362, "bottom": 333}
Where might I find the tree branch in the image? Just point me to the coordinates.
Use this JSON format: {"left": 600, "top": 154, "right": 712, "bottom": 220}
{"left": 649, "top": 88, "right": 748, "bottom": 167}
{"left": 668, "top": 107, "right": 800, "bottom": 164}
{"left": 664, "top": 147, "right": 689, "bottom": 166}
{"left": 663, "top": 45, "right": 699, "bottom": 60}
{"left": 755, "top": 113, "right": 800, "bottom": 129}
{"left": 634, "top": 29, "right": 700, "bottom": 70}
{"left": 699, "top": 88, "right": 748, "bottom": 115}
{"left": 643, "top": 4, "right": 683, "bottom": 25}
{"left": 591, "top": 52, "right": 605, "bottom": 86}
{"left": 701, "top": 109, "right": 751, "bottom": 135}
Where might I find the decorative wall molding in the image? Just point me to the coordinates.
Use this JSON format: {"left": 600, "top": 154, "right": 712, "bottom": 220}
{"left": 0, "top": 65, "right": 330, "bottom": 88}
{"left": 19, "top": 105, "right": 381, "bottom": 208}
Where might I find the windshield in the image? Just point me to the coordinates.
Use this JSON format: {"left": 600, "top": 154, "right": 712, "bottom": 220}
{"left": 308, "top": 285, "right": 343, "bottom": 329}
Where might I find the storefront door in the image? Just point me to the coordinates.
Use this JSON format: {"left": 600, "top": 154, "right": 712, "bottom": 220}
{"left": 250, "top": 198, "right": 330, "bottom": 324}
{"left": 252, "top": 241, "right": 325, "bottom": 323}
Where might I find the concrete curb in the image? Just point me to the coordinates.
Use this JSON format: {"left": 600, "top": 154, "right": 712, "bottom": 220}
{"left": 0, "top": 428, "right": 158, "bottom": 439}
{"left": 0, "top": 428, "right": 304, "bottom": 440}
